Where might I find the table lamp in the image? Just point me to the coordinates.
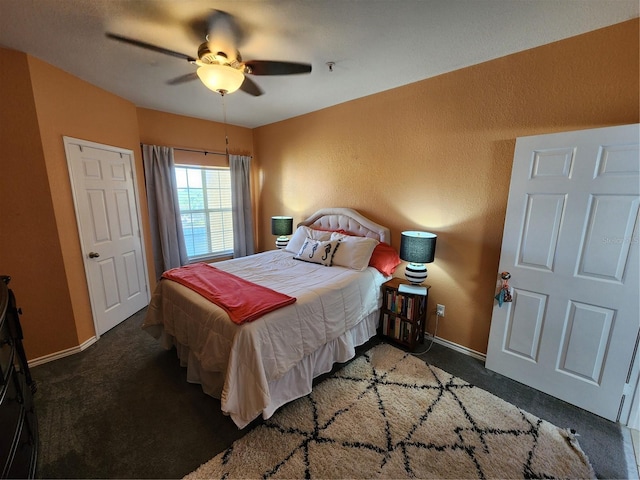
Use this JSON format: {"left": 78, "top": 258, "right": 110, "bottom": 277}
{"left": 271, "top": 216, "right": 294, "bottom": 249}
{"left": 399, "top": 231, "right": 437, "bottom": 294}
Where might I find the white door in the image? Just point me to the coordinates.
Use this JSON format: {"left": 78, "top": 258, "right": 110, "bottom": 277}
{"left": 64, "top": 137, "right": 149, "bottom": 336}
{"left": 486, "top": 124, "right": 640, "bottom": 423}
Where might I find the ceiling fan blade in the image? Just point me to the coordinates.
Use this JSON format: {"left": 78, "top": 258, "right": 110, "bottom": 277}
{"left": 239, "top": 76, "right": 263, "bottom": 96}
{"left": 208, "top": 10, "right": 244, "bottom": 44}
{"left": 188, "top": 9, "right": 245, "bottom": 46}
{"left": 244, "top": 60, "right": 312, "bottom": 76}
{"left": 206, "top": 10, "right": 244, "bottom": 64}
{"left": 106, "top": 33, "right": 196, "bottom": 63}
{"left": 167, "top": 72, "right": 199, "bottom": 85}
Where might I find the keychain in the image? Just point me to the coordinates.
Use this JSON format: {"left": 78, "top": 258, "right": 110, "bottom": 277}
{"left": 495, "top": 271, "right": 513, "bottom": 307}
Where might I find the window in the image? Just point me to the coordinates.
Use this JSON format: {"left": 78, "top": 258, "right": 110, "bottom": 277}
{"left": 175, "top": 165, "right": 234, "bottom": 260}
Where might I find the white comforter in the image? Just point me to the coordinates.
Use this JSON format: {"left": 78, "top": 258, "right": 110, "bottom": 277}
{"left": 143, "top": 249, "right": 387, "bottom": 427}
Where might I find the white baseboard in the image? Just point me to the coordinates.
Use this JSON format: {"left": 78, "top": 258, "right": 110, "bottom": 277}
{"left": 28, "top": 335, "right": 98, "bottom": 368}
{"left": 28, "top": 333, "right": 485, "bottom": 368}
{"left": 426, "top": 334, "right": 487, "bottom": 362}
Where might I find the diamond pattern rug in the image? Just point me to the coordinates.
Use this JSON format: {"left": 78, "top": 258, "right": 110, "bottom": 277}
{"left": 185, "top": 343, "right": 595, "bottom": 479}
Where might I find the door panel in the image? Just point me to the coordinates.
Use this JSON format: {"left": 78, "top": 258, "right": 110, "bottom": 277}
{"left": 486, "top": 124, "right": 640, "bottom": 423}
{"left": 88, "top": 190, "right": 111, "bottom": 242}
{"left": 99, "top": 258, "right": 120, "bottom": 310}
{"left": 558, "top": 301, "right": 613, "bottom": 383}
{"left": 64, "top": 137, "right": 149, "bottom": 336}
{"left": 520, "top": 194, "right": 565, "bottom": 270}
{"left": 577, "top": 195, "right": 638, "bottom": 281}
{"left": 504, "top": 289, "right": 546, "bottom": 362}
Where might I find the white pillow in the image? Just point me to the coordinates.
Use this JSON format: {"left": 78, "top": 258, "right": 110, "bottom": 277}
{"left": 285, "top": 226, "right": 331, "bottom": 253}
{"left": 294, "top": 238, "right": 341, "bottom": 266}
{"left": 330, "top": 232, "right": 379, "bottom": 271}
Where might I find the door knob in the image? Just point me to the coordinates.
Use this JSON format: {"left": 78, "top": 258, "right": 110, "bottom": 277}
{"left": 88, "top": 252, "right": 100, "bottom": 258}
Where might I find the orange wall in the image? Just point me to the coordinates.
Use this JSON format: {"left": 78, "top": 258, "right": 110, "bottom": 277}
{"left": 0, "top": 53, "right": 256, "bottom": 360}
{"left": 0, "top": 19, "right": 637, "bottom": 361}
{"left": 27, "top": 57, "right": 147, "bottom": 351}
{"left": 254, "top": 19, "right": 639, "bottom": 354}
{"left": 137, "top": 107, "right": 253, "bottom": 157}
{"left": 0, "top": 49, "right": 79, "bottom": 356}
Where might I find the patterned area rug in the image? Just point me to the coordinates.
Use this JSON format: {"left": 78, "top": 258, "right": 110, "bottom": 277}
{"left": 186, "top": 343, "right": 595, "bottom": 479}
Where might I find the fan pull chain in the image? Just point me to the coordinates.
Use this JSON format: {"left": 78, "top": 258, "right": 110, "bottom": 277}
{"left": 221, "top": 94, "right": 229, "bottom": 156}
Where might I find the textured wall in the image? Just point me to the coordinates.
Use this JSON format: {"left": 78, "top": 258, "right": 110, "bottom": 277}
{"left": 26, "top": 55, "right": 144, "bottom": 352}
{"left": 0, "top": 19, "right": 637, "bottom": 360}
{"left": 254, "top": 19, "right": 639, "bottom": 354}
{"left": 0, "top": 56, "right": 257, "bottom": 359}
{"left": 137, "top": 107, "right": 254, "bottom": 158}
{"left": 0, "top": 49, "right": 79, "bottom": 357}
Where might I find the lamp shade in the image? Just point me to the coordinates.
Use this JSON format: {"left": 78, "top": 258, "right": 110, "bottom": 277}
{"left": 400, "top": 231, "right": 437, "bottom": 286}
{"left": 271, "top": 216, "right": 293, "bottom": 236}
{"left": 400, "top": 231, "right": 437, "bottom": 264}
{"left": 196, "top": 64, "right": 245, "bottom": 94}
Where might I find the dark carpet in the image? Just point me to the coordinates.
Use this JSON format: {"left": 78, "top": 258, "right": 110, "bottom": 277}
{"left": 32, "top": 308, "right": 630, "bottom": 479}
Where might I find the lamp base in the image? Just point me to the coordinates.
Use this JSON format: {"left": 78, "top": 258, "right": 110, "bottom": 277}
{"left": 275, "top": 236, "right": 289, "bottom": 249}
{"left": 404, "top": 262, "right": 427, "bottom": 284}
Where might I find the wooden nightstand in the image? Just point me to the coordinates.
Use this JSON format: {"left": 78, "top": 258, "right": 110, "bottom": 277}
{"left": 378, "top": 278, "right": 430, "bottom": 352}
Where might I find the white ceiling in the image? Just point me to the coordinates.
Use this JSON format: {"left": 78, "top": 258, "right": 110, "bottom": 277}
{"left": 0, "top": 0, "right": 637, "bottom": 129}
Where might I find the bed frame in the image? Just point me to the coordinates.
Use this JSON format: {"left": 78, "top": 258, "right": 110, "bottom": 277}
{"left": 144, "top": 207, "right": 391, "bottom": 428}
{"left": 299, "top": 207, "right": 390, "bottom": 243}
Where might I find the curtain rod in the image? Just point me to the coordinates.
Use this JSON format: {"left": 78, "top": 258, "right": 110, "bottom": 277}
{"left": 140, "top": 144, "right": 251, "bottom": 158}
{"left": 173, "top": 146, "right": 227, "bottom": 157}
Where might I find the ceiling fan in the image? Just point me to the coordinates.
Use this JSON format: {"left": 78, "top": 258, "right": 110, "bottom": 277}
{"left": 106, "top": 9, "right": 312, "bottom": 96}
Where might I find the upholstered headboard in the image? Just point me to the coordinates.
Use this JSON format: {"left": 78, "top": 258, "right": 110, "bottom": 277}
{"left": 298, "top": 208, "right": 390, "bottom": 244}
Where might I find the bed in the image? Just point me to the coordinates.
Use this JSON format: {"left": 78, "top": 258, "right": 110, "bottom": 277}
{"left": 142, "top": 208, "right": 399, "bottom": 428}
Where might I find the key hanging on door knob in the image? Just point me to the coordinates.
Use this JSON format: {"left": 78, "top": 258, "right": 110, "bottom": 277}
{"left": 88, "top": 252, "right": 100, "bottom": 258}
{"left": 494, "top": 271, "right": 513, "bottom": 307}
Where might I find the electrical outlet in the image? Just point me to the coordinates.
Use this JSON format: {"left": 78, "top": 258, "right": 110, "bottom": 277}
{"left": 436, "top": 304, "right": 445, "bottom": 317}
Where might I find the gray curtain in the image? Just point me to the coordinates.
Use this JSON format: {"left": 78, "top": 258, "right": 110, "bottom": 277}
{"left": 229, "top": 154, "right": 255, "bottom": 257}
{"left": 142, "top": 144, "right": 188, "bottom": 278}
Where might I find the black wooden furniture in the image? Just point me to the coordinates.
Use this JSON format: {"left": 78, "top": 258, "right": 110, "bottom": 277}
{"left": 379, "top": 277, "right": 430, "bottom": 352}
{"left": 1, "top": 276, "right": 37, "bottom": 479}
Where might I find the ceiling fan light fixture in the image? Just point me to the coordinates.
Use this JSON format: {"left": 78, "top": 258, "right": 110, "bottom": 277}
{"left": 196, "top": 64, "right": 244, "bottom": 94}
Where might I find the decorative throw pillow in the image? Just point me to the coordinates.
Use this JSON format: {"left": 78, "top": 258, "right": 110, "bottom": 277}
{"left": 285, "top": 226, "right": 332, "bottom": 254}
{"left": 315, "top": 228, "right": 354, "bottom": 236}
{"left": 329, "top": 232, "right": 379, "bottom": 271}
{"left": 368, "top": 242, "right": 402, "bottom": 276}
{"left": 294, "top": 238, "right": 341, "bottom": 266}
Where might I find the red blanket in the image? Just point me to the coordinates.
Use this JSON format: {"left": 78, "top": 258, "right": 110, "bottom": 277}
{"left": 162, "top": 263, "right": 296, "bottom": 325}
